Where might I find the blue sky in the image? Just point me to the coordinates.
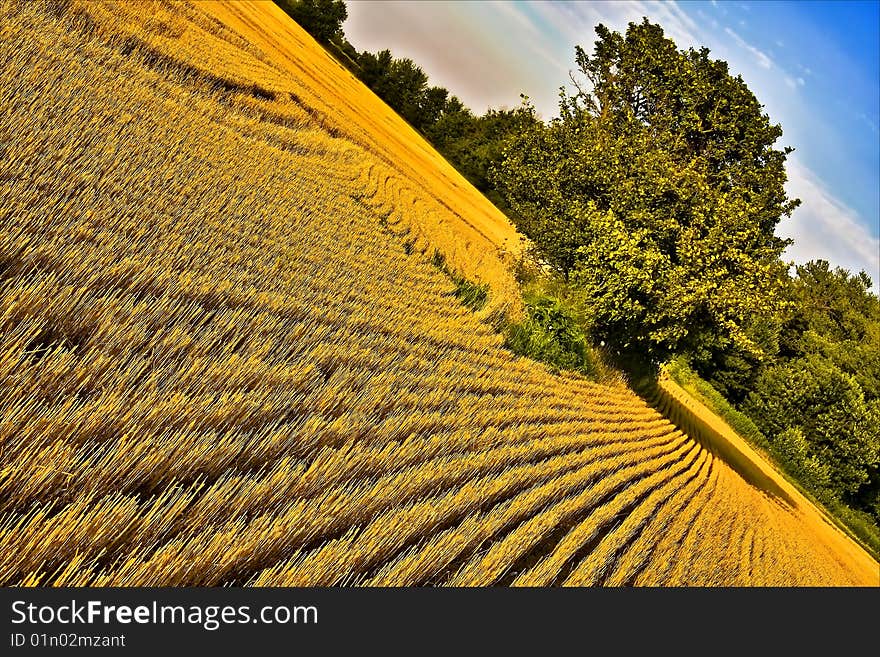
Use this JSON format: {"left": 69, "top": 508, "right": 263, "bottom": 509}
{"left": 345, "top": 1, "right": 880, "bottom": 282}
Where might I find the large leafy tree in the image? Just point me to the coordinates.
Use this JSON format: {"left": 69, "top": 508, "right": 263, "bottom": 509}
{"left": 782, "top": 261, "right": 880, "bottom": 394}
{"left": 495, "top": 20, "right": 799, "bottom": 365}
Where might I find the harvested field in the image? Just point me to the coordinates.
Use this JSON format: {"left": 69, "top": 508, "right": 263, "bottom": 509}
{"left": 0, "top": 0, "right": 876, "bottom": 586}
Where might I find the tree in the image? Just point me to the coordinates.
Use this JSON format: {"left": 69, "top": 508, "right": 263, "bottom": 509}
{"left": 357, "top": 49, "right": 394, "bottom": 89}
{"left": 781, "top": 260, "right": 880, "bottom": 397}
{"left": 382, "top": 57, "right": 429, "bottom": 125}
{"left": 743, "top": 353, "right": 880, "bottom": 499}
{"left": 495, "top": 20, "right": 799, "bottom": 365}
{"left": 710, "top": 259, "right": 880, "bottom": 521}
{"left": 429, "top": 103, "right": 539, "bottom": 198}
{"left": 694, "top": 313, "right": 783, "bottom": 405}
{"left": 276, "top": 0, "right": 347, "bottom": 44}
{"left": 356, "top": 52, "right": 435, "bottom": 129}
{"left": 418, "top": 86, "right": 450, "bottom": 131}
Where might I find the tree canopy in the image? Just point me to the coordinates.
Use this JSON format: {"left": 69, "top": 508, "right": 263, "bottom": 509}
{"left": 495, "top": 19, "right": 800, "bottom": 365}
{"left": 276, "top": 0, "right": 347, "bottom": 44}
{"left": 356, "top": 50, "right": 452, "bottom": 131}
{"left": 740, "top": 262, "right": 880, "bottom": 518}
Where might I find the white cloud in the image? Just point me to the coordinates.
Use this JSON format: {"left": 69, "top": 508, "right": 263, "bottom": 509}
{"left": 491, "top": 0, "right": 540, "bottom": 37}
{"left": 697, "top": 9, "right": 720, "bottom": 30}
{"left": 780, "top": 158, "right": 880, "bottom": 281}
{"left": 724, "top": 26, "right": 773, "bottom": 69}
{"left": 635, "top": 1, "right": 702, "bottom": 48}
{"left": 474, "top": 0, "right": 708, "bottom": 117}
{"left": 526, "top": 0, "right": 702, "bottom": 48}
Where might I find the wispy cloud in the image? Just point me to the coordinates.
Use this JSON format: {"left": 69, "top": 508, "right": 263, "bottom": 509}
{"left": 491, "top": 0, "right": 540, "bottom": 38}
{"left": 710, "top": 0, "right": 727, "bottom": 16}
{"left": 856, "top": 112, "right": 879, "bottom": 135}
{"left": 524, "top": 0, "right": 703, "bottom": 50}
{"left": 493, "top": 2, "right": 568, "bottom": 72}
{"left": 724, "top": 26, "right": 773, "bottom": 69}
{"left": 780, "top": 158, "right": 880, "bottom": 281}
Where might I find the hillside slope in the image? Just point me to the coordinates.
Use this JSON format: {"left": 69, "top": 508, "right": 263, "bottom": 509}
{"left": 0, "top": 0, "right": 876, "bottom": 586}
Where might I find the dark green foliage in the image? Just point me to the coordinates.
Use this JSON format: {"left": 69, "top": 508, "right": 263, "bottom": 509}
{"left": 693, "top": 314, "right": 783, "bottom": 405}
{"left": 505, "top": 292, "right": 596, "bottom": 377}
{"left": 680, "top": 261, "right": 880, "bottom": 528}
{"left": 781, "top": 261, "right": 880, "bottom": 399}
{"left": 275, "top": 0, "right": 347, "bottom": 44}
{"left": 773, "top": 427, "right": 832, "bottom": 490}
{"left": 356, "top": 50, "right": 449, "bottom": 131}
{"left": 733, "top": 261, "right": 880, "bottom": 522}
{"left": 743, "top": 354, "right": 879, "bottom": 497}
{"left": 495, "top": 20, "right": 798, "bottom": 365}
{"left": 426, "top": 100, "right": 538, "bottom": 204}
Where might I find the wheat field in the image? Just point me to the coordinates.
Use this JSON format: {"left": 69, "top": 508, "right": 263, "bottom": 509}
{"left": 0, "top": 0, "right": 876, "bottom": 586}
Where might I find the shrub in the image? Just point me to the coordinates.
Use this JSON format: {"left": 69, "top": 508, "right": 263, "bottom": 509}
{"left": 505, "top": 293, "right": 596, "bottom": 377}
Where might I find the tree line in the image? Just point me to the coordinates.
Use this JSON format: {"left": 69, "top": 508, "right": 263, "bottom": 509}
{"left": 278, "top": 1, "right": 879, "bottom": 534}
{"left": 274, "top": 0, "right": 534, "bottom": 210}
